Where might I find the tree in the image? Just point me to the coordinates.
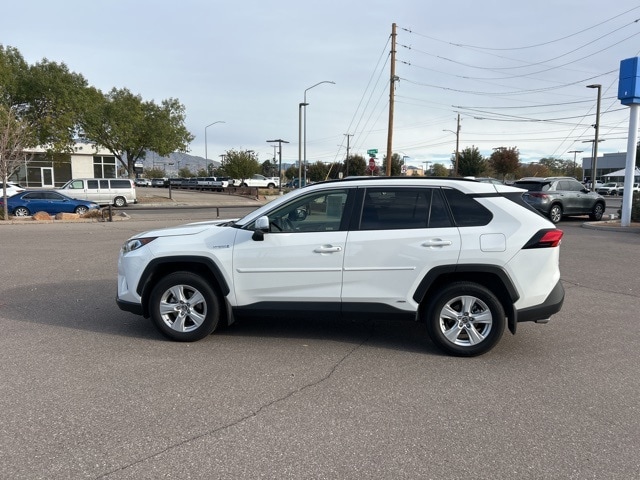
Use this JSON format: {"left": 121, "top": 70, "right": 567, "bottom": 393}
{"left": 488, "top": 147, "right": 520, "bottom": 181}
{"left": 307, "top": 161, "right": 329, "bottom": 182}
{"left": 220, "top": 149, "right": 261, "bottom": 182}
{"left": 379, "top": 153, "right": 403, "bottom": 176}
{"left": 456, "top": 146, "right": 486, "bottom": 177}
{"left": 80, "top": 87, "right": 194, "bottom": 178}
{"left": 261, "top": 159, "right": 278, "bottom": 177}
{"left": 431, "top": 163, "right": 449, "bottom": 177}
{"left": 144, "top": 167, "right": 166, "bottom": 179}
{"left": 1, "top": 45, "right": 87, "bottom": 153}
{"left": 0, "top": 105, "right": 33, "bottom": 220}
{"left": 346, "top": 154, "right": 367, "bottom": 176}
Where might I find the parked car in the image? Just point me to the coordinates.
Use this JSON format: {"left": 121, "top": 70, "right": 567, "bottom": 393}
{"left": 513, "top": 177, "right": 606, "bottom": 224}
{"left": 151, "top": 178, "right": 168, "bottom": 188}
{"left": 116, "top": 177, "right": 565, "bottom": 357}
{"left": 135, "top": 178, "right": 152, "bottom": 187}
{"left": 0, "top": 190, "right": 100, "bottom": 216}
{"left": 596, "top": 182, "right": 621, "bottom": 196}
{"left": 2, "top": 182, "right": 26, "bottom": 197}
{"left": 56, "top": 178, "right": 137, "bottom": 207}
{"left": 617, "top": 183, "right": 640, "bottom": 195}
{"left": 234, "top": 174, "right": 279, "bottom": 189}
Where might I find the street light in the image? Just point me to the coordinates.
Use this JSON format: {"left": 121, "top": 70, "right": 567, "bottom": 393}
{"left": 298, "top": 102, "right": 308, "bottom": 186}
{"left": 205, "top": 121, "right": 225, "bottom": 173}
{"left": 568, "top": 150, "right": 583, "bottom": 179}
{"left": 586, "top": 84, "right": 601, "bottom": 191}
{"left": 267, "top": 139, "right": 289, "bottom": 193}
{"left": 303, "top": 80, "right": 335, "bottom": 184}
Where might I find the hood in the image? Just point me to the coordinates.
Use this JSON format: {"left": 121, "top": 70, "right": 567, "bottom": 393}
{"left": 132, "top": 219, "right": 236, "bottom": 239}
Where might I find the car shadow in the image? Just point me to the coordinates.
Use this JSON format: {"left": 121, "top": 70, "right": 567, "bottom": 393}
{"left": 0, "top": 279, "right": 440, "bottom": 355}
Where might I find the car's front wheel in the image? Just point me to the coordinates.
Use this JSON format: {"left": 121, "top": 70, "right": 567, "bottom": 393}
{"left": 74, "top": 206, "right": 89, "bottom": 215}
{"left": 549, "top": 204, "right": 563, "bottom": 224}
{"left": 13, "top": 207, "right": 30, "bottom": 217}
{"left": 425, "top": 282, "right": 505, "bottom": 357}
{"left": 590, "top": 202, "right": 605, "bottom": 221}
{"left": 149, "top": 272, "right": 220, "bottom": 341}
{"left": 113, "top": 196, "right": 126, "bottom": 207}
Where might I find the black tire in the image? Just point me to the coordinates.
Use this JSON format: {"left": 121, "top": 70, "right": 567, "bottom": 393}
{"left": 267, "top": 183, "right": 275, "bottom": 189}
{"left": 13, "top": 207, "right": 30, "bottom": 217}
{"left": 148, "top": 271, "right": 220, "bottom": 341}
{"left": 74, "top": 205, "right": 89, "bottom": 215}
{"left": 590, "top": 202, "right": 604, "bottom": 221}
{"left": 113, "top": 196, "right": 127, "bottom": 207}
{"left": 548, "top": 204, "right": 562, "bottom": 224}
{"left": 425, "top": 281, "right": 505, "bottom": 357}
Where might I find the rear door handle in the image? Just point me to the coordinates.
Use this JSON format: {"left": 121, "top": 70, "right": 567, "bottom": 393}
{"left": 314, "top": 245, "right": 343, "bottom": 253}
{"left": 422, "top": 239, "right": 453, "bottom": 247}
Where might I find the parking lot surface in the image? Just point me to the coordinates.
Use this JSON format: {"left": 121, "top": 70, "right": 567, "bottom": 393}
{"left": 0, "top": 214, "right": 639, "bottom": 479}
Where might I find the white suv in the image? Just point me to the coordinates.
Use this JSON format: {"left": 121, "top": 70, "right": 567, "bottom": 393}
{"left": 117, "top": 177, "right": 564, "bottom": 356}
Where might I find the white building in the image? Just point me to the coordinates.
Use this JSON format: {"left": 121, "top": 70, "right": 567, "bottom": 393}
{"left": 11, "top": 141, "right": 118, "bottom": 188}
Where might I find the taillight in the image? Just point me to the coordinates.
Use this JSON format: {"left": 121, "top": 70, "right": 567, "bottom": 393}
{"left": 522, "top": 229, "right": 563, "bottom": 249}
{"left": 528, "top": 192, "right": 549, "bottom": 199}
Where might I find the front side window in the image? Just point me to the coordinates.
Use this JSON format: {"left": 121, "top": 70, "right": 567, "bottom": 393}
{"left": 261, "top": 189, "right": 350, "bottom": 233}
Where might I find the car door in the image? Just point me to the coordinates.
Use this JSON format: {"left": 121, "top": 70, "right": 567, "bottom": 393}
{"left": 342, "top": 187, "right": 461, "bottom": 312}
{"left": 232, "top": 188, "right": 353, "bottom": 310}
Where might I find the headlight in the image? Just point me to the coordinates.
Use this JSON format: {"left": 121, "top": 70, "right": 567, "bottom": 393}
{"left": 122, "top": 237, "right": 156, "bottom": 253}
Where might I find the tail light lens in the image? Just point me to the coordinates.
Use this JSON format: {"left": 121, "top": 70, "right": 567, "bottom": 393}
{"left": 528, "top": 192, "right": 549, "bottom": 199}
{"left": 523, "top": 229, "right": 563, "bottom": 249}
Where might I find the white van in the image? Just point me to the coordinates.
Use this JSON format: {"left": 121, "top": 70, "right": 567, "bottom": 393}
{"left": 57, "top": 178, "right": 137, "bottom": 207}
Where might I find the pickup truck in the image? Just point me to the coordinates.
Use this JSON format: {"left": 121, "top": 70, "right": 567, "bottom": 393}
{"left": 233, "top": 174, "right": 279, "bottom": 188}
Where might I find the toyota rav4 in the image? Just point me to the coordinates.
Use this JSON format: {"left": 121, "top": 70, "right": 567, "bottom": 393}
{"left": 116, "top": 177, "right": 564, "bottom": 356}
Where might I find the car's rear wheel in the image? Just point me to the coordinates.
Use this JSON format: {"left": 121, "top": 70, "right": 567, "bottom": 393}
{"left": 267, "top": 183, "right": 275, "bottom": 189}
{"left": 549, "top": 204, "right": 563, "bottom": 224}
{"left": 425, "top": 282, "right": 505, "bottom": 357}
{"left": 74, "top": 206, "right": 89, "bottom": 215}
{"left": 149, "top": 272, "right": 220, "bottom": 341}
{"left": 113, "top": 196, "right": 126, "bottom": 207}
{"left": 13, "top": 207, "right": 30, "bottom": 217}
{"left": 590, "top": 202, "right": 604, "bottom": 221}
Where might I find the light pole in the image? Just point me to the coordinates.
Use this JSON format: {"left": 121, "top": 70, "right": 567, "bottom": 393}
{"left": 303, "top": 80, "right": 335, "bottom": 185}
{"left": 205, "top": 121, "right": 225, "bottom": 174}
{"left": 568, "top": 150, "right": 583, "bottom": 179}
{"left": 267, "top": 139, "right": 289, "bottom": 193}
{"left": 298, "top": 102, "right": 308, "bottom": 185}
{"left": 586, "top": 84, "right": 601, "bottom": 191}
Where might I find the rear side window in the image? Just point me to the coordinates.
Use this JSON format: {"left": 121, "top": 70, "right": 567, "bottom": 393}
{"left": 360, "top": 188, "right": 453, "bottom": 230}
{"left": 110, "top": 180, "right": 132, "bottom": 188}
{"left": 442, "top": 188, "right": 493, "bottom": 227}
{"left": 513, "top": 181, "right": 549, "bottom": 192}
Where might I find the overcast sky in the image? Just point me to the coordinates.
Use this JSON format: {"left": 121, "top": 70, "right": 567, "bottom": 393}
{"left": 4, "top": 1, "right": 640, "bottom": 169}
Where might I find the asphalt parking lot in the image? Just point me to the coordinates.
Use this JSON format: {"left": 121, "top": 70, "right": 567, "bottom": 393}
{"left": 0, "top": 203, "right": 639, "bottom": 479}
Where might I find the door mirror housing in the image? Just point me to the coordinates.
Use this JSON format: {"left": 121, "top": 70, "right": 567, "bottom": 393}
{"left": 252, "top": 215, "right": 270, "bottom": 241}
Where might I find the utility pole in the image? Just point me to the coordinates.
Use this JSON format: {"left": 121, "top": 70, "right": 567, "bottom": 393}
{"left": 587, "top": 84, "right": 602, "bottom": 191}
{"left": 386, "top": 23, "right": 397, "bottom": 176}
{"left": 344, "top": 133, "right": 353, "bottom": 177}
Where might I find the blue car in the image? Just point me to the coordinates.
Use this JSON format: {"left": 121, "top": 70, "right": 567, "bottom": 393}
{"left": 0, "top": 190, "right": 101, "bottom": 216}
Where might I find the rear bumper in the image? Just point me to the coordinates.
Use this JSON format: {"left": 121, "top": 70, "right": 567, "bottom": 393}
{"left": 516, "top": 279, "right": 564, "bottom": 323}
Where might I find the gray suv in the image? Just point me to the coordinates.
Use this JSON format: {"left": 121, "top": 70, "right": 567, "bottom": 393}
{"left": 513, "top": 177, "right": 606, "bottom": 224}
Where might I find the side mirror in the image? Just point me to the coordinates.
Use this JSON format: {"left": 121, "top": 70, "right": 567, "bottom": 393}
{"left": 252, "top": 215, "right": 270, "bottom": 241}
